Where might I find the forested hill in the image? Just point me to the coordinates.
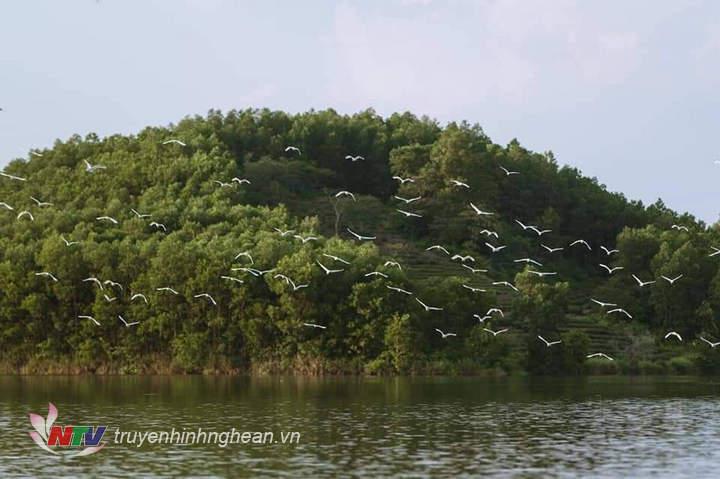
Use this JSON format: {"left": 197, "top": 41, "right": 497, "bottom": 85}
{"left": 1, "top": 108, "right": 718, "bottom": 375}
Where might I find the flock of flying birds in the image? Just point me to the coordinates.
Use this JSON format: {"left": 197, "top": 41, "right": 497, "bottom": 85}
{"left": 2, "top": 141, "right": 720, "bottom": 362}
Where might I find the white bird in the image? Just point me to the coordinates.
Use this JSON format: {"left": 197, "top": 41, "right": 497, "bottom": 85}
{"left": 394, "top": 195, "right": 421, "bottom": 204}
{"left": 30, "top": 151, "right": 43, "bottom": 157}
{"left": 664, "top": 331, "right": 682, "bottom": 341}
{"left": 500, "top": 166, "right": 519, "bottom": 176}
{"left": 157, "top": 287, "right": 179, "bottom": 295}
{"left": 480, "top": 229, "right": 499, "bottom": 239}
{"left": 345, "top": 155, "right": 365, "bottom": 162}
{"left": 599, "top": 264, "right": 624, "bottom": 274}
{"left": 60, "top": 236, "right": 80, "bottom": 246}
{"left": 587, "top": 353, "right": 614, "bottom": 361}
{"left": 0, "top": 201, "right": 13, "bottom": 210}
{"left": 396, "top": 209, "right": 422, "bottom": 218}
{"left": 163, "top": 139, "right": 186, "bottom": 146}
{"left": 213, "top": 180, "right": 234, "bottom": 188}
{"left": 316, "top": 260, "right": 344, "bottom": 275}
{"left": 35, "top": 272, "right": 58, "bottom": 282}
{"left": 194, "top": 293, "right": 217, "bottom": 305}
{"left": 392, "top": 176, "right": 415, "bottom": 184}
{"left": 131, "top": 293, "right": 148, "bottom": 304}
{"left": 130, "top": 208, "right": 151, "bottom": 219}
{"left": 469, "top": 203, "right": 493, "bottom": 216}
{"left": 82, "top": 277, "right": 104, "bottom": 290}
{"left": 538, "top": 335, "right": 562, "bottom": 347}
{"left": 0, "top": 171, "right": 27, "bottom": 181}
{"left": 671, "top": 224, "right": 689, "bottom": 232}
{"left": 234, "top": 251, "right": 254, "bottom": 264}
{"left": 661, "top": 274, "right": 683, "bottom": 285}
{"left": 529, "top": 227, "right": 552, "bottom": 236}
{"left": 591, "top": 298, "right": 617, "bottom": 308}
{"left": 273, "top": 274, "right": 309, "bottom": 291}
{"left": 450, "top": 179, "right": 470, "bottom": 188}
{"left": 118, "top": 315, "right": 139, "bottom": 327}
{"left": 701, "top": 337, "right": 720, "bottom": 348}
{"left": 493, "top": 281, "right": 519, "bottom": 292}
{"left": 452, "top": 254, "right": 475, "bottom": 263}
{"left": 103, "top": 294, "right": 116, "bottom": 302}
{"left": 487, "top": 308, "right": 504, "bottom": 317}
{"left": 709, "top": 247, "right": 720, "bottom": 258}
{"left": 231, "top": 177, "right": 251, "bottom": 185}
{"left": 473, "top": 314, "right": 492, "bottom": 323}
{"left": 346, "top": 227, "right": 376, "bottom": 241}
{"left": 365, "top": 271, "right": 388, "bottom": 279}
{"left": 607, "top": 308, "right": 632, "bottom": 319}
{"left": 426, "top": 245, "right": 450, "bottom": 255}
{"left": 30, "top": 196, "right": 52, "bottom": 207}
{"left": 384, "top": 261, "right": 402, "bottom": 270}
{"left": 462, "top": 265, "right": 488, "bottom": 274}
{"left": 514, "top": 258, "right": 543, "bottom": 267}
{"left": 485, "top": 242, "right": 507, "bottom": 253}
{"left": 273, "top": 228, "right": 295, "bottom": 237}
{"left": 149, "top": 221, "right": 167, "bottom": 232}
{"left": 484, "top": 328, "right": 509, "bottom": 337}
{"left": 515, "top": 219, "right": 533, "bottom": 230}
{"left": 415, "top": 298, "right": 443, "bottom": 312}
{"left": 386, "top": 285, "right": 413, "bottom": 295}
{"left": 323, "top": 253, "right": 351, "bottom": 265}
{"left": 232, "top": 267, "right": 262, "bottom": 277}
{"left": 83, "top": 160, "right": 106, "bottom": 172}
{"left": 528, "top": 270, "right": 558, "bottom": 277}
{"left": 17, "top": 210, "right": 34, "bottom": 221}
{"left": 78, "top": 315, "right": 100, "bottom": 326}
{"left": 570, "top": 239, "right": 592, "bottom": 250}
{"left": 600, "top": 246, "right": 619, "bottom": 255}
{"left": 631, "top": 274, "right": 656, "bottom": 287}
{"left": 541, "top": 244, "right": 564, "bottom": 253}
{"left": 303, "top": 322, "right": 326, "bottom": 329}
{"left": 294, "top": 234, "right": 318, "bottom": 244}
{"left": 285, "top": 146, "right": 301, "bottom": 155}
{"left": 103, "top": 280, "right": 123, "bottom": 290}
{"left": 220, "top": 275, "right": 245, "bottom": 284}
{"left": 96, "top": 216, "right": 119, "bottom": 224}
{"left": 435, "top": 328, "right": 457, "bottom": 339}
{"left": 462, "top": 284, "right": 486, "bottom": 293}
{"left": 335, "top": 190, "right": 356, "bottom": 201}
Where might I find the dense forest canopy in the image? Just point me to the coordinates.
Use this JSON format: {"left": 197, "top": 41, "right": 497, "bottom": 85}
{"left": 1, "top": 108, "right": 718, "bottom": 375}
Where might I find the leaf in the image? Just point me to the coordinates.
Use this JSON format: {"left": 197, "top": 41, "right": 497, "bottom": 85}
{"left": 46, "top": 403, "right": 58, "bottom": 437}
{"left": 28, "top": 413, "right": 47, "bottom": 442}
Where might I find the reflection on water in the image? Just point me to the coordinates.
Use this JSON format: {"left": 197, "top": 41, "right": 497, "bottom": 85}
{"left": 2, "top": 376, "right": 720, "bottom": 478}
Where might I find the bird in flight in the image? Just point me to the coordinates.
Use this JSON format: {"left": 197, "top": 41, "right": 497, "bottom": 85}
{"left": 599, "top": 264, "right": 624, "bottom": 274}
{"left": 83, "top": 277, "right": 104, "bottom": 290}
{"left": 600, "top": 246, "right": 619, "bottom": 256}
{"left": 323, "top": 253, "right": 351, "bottom": 265}
{"left": 528, "top": 226, "right": 552, "bottom": 236}
{"left": 0, "top": 201, "right": 13, "bottom": 210}
{"left": 231, "top": 177, "right": 251, "bottom": 185}
{"left": 83, "top": 160, "right": 106, "bottom": 172}
{"left": 415, "top": 298, "right": 443, "bottom": 312}
{"left": 396, "top": 209, "right": 422, "bottom": 218}
{"left": 480, "top": 229, "right": 499, "bottom": 239}
{"left": 79, "top": 315, "right": 100, "bottom": 326}
{"left": 346, "top": 227, "right": 376, "bottom": 241}
{"left": 435, "top": 329, "right": 457, "bottom": 339}
{"left": 118, "top": 315, "right": 140, "bottom": 327}
{"left": 0, "top": 172, "right": 27, "bottom": 181}
{"left": 527, "top": 270, "right": 558, "bottom": 277}
{"left": 587, "top": 353, "right": 614, "bottom": 361}
{"left": 426, "top": 245, "right": 450, "bottom": 255}
{"left": 473, "top": 314, "right": 492, "bottom": 323}
{"left": 701, "top": 337, "right": 720, "bottom": 348}
{"left": 149, "top": 221, "right": 167, "bottom": 232}
{"left": 570, "top": 239, "right": 592, "bottom": 250}
{"left": 392, "top": 176, "right": 415, "bottom": 184}
{"left": 96, "top": 216, "right": 119, "bottom": 224}
{"left": 103, "top": 294, "right": 117, "bottom": 302}
{"left": 631, "top": 274, "right": 656, "bottom": 287}
{"left": 450, "top": 179, "right": 470, "bottom": 188}
{"left": 335, "top": 190, "right": 356, "bottom": 201}
{"left": 285, "top": 146, "right": 301, "bottom": 155}
{"left": 484, "top": 328, "right": 509, "bottom": 337}
{"left": 273, "top": 227, "right": 295, "bottom": 237}
{"left": 386, "top": 285, "right": 413, "bottom": 295}
{"left": 104, "top": 280, "right": 123, "bottom": 291}
{"left": 462, "top": 265, "right": 488, "bottom": 274}
{"left": 591, "top": 298, "right": 617, "bottom": 308}
{"left": 194, "top": 293, "right": 217, "bottom": 305}
{"left": 383, "top": 261, "right": 402, "bottom": 270}
{"left": 157, "top": 286, "right": 179, "bottom": 295}
{"left": 365, "top": 271, "right": 389, "bottom": 279}
{"left": 131, "top": 208, "right": 151, "bottom": 218}
{"left": 30, "top": 196, "right": 52, "bottom": 207}
{"left": 515, "top": 220, "right": 534, "bottom": 231}
{"left": 661, "top": 274, "right": 683, "bottom": 285}
{"left": 17, "top": 210, "right": 34, "bottom": 221}
{"left": 469, "top": 203, "right": 493, "bottom": 216}
{"left": 514, "top": 258, "right": 543, "bottom": 267}
{"left": 500, "top": 166, "right": 519, "bottom": 176}
{"left": 452, "top": 254, "right": 475, "bottom": 263}
{"left": 294, "top": 234, "right": 319, "bottom": 244}
{"left": 493, "top": 281, "right": 519, "bottom": 292}
{"left": 345, "top": 155, "right": 365, "bottom": 162}
{"left": 274, "top": 274, "right": 309, "bottom": 291}
{"left": 487, "top": 307, "right": 504, "bottom": 317}
{"left": 541, "top": 244, "right": 564, "bottom": 253}
{"left": 538, "top": 335, "right": 562, "bottom": 347}
{"left": 316, "top": 260, "right": 344, "bottom": 275}
{"left": 671, "top": 224, "right": 689, "bottom": 232}
{"left": 220, "top": 275, "right": 244, "bottom": 284}
{"left": 131, "top": 293, "right": 149, "bottom": 304}
{"left": 607, "top": 308, "right": 632, "bottom": 319}
{"left": 303, "top": 322, "right": 326, "bottom": 329}
{"left": 394, "top": 195, "right": 421, "bottom": 204}
{"left": 485, "top": 242, "right": 507, "bottom": 253}
{"left": 163, "top": 139, "right": 186, "bottom": 146}
{"left": 35, "top": 272, "right": 58, "bottom": 282}
{"left": 664, "top": 331, "right": 682, "bottom": 341}
{"left": 234, "top": 251, "right": 254, "bottom": 264}
{"left": 710, "top": 247, "right": 720, "bottom": 258}
{"left": 462, "top": 284, "right": 486, "bottom": 293}
{"left": 213, "top": 180, "right": 234, "bottom": 188}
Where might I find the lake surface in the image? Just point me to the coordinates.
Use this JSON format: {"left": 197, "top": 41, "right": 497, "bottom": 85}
{"left": 1, "top": 376, "right": 720, "bottom": 478}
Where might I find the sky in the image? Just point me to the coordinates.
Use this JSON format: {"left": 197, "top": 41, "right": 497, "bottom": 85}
{"left": 1, "top": 0, "right": 719, "bottom": 222}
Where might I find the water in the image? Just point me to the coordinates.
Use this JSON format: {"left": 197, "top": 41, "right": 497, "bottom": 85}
{"left": 2, "top": 376, "right": 720, "bottom": 478}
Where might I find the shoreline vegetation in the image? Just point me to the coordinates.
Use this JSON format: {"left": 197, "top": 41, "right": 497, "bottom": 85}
{"left": 2, "top": 109, "right": 720, "bottom": 377}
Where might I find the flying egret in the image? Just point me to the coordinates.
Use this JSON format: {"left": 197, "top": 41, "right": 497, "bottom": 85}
{"left": 220, "top": 275, "right": 245, "bottom": 284}
{"left": 631, "top": 274, "right": 656, "bottom": 287}
{"left": 538, "top": 335, "right": 562, "bottom": 347}
{"left": 664, "top": 331, "right": 682, "bottom": 341}
{"left": 396, "top": 209, "right": 422, "bottom": 218}
{"left": 346, "top": 227, "right": 376, "bottom": 241}
{"left": 82, "top": 277, "right": 104, "bottom": 290}
{"left": 0, "top": 201, "right": 13, "bottom": 210}
{"left": 452, "top": 254, "right": 475, "bottom": 263}
{"left": 463, "top": 265, "right": 488, "bottom": 274}
{"left": 131, "top": 208, "right": 151, "bottom": 218}
{"left": 118, "top": 315, "right": 139, "bottom": 327}
{"left": 163, "top": 139, "right": 186, "bottom": 146}
{"left": 570, "top": 239, "right": 592, "bottom": 250}
{"left": 96, "top": 216, "right": 119, "bottom": 224}
{"left": 591, "top": 298, "right": 617, "bottom": 308}
{"left": 78, "top": 315, "right": 100, "bottom": 326}
{"left": 392, "top": 176, "right": 415, "bottom": 184}
{"left": 541, "top": 244, "right": 564, "bottom": 253}
{"left": 661, "top": 274, "right": 683, "bottom": 285}
{"left": 671, "top": 224, "right": 689, "bottom": 232}
{"left": 365, "top": 271, "right": 388, "bottom": 279}
{"left": 587, "top": 353, "right": 614, "bottom": 360}
{"left": 483, "top": 328, "right": 509, "bottom": 337}
{"left": 462, "top": 284, "right": 486, "bottom": 293}
{"left": 30, "top": 196, "right": 52, "bottom": 207}
{"left": 0, "top": 172, "right": 27, "bottom": 181}
{"left": 450, "top": 179, "right": 470, "bottom": 188}
{"left": 345, "top": 155, "right": 365, "bottom": 162}
{"left": 294, "top": 234, "right": 318, "bottom": 244}
{"left": 60, "top": 235, "right": 80, "bottom": 246}
{"left": 316, "top": 260, "right": 344, "bottom": 275}
{"left": 600, "top": 246, "right": 619, "bottom": 255}
{"left": 303, "top": 322, "right": 326, "bottom": 329}
{"left": 17, "top": 210, "right": 34, "bottom": 221}
{"left": 485, "top": 242, "right": 507, "bottom": 253}
{"left": 480, "top": 229, "right": 499, "bottom": 239}
{"left": 194, "top": 293, "right": 217, "bottom": 305}
{"left": 474, "top": 314, "right": 492, "bottom": 323}
{"left": 131, "top": 293, "right": 149, "bottom": 304}
{"left": 149, "top": 222, "right": 167, "bottom": 232}
{"left": 415, "top": 298, "right": 443, "bottom": 311}
{"left": 335, "top": 190, "right": 356, "bottom": 201}
{"left": 323, "top": 253, "right": 351, "bottom": 265}
{"left": 273, "top": 228, "right": 295, "bottom": 237}
{"left": 285, "top": 146, "right": 301, "bottom": 155}
{"left": 700, "top": 337, "right": 720, "bottom": 348}
{"left": 469, "top": 203, "right": 493, "bottom": 216}
{"left": 83, "top": 160, "right": 106, "bottom": 172}
{"left": 599, "top": 264, "right": 624, "bottom": 274}
{"left": 607, "top": 308, "right": 632, "bottom": 319}
{"left": 157, "top": 287, "right": 179, "bottom": 295}
{"left": 386, "top": 285, "right": 413, "bottom": 295}
{"left": 35, "top": 272, "right": 58, "bottom": 282}
{"left": 493, "top": 281, "right": 519, "bottom": 292}
{"left": 384, "top": 261, "right": 402, "bottom": 270}
{"left": 514, "top": 258, "right": 543, "bottom": 267}
{"left": 234, "top": 251, "right": 254, "bottom": 264}
{"left": 435, "top": 329, "right": 457, "bottom": 338}
{"left": 500, "top": 166, "right": 519, "bottom": 176}
{"left": 393, "top": 195, "right": 421, "bottom": 204}
{"left": 426, "top": 245, "right": 450, "bottom": 255}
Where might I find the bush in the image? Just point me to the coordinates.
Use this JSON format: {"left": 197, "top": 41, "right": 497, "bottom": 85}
{"left": 172, "top": 332, "right": 209, "bottom": 373}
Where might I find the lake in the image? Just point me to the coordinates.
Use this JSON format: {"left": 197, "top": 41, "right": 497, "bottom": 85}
{"left": 1, "top": 376, "right": 720, "bottom": 478}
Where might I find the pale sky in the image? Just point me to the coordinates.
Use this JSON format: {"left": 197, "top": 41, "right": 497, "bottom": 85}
{"left": 2, "top": 0, "right": 719, "bottom": 222}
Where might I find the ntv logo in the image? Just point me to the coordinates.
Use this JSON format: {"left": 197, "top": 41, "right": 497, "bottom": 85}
{"left": 28, "top": 402, "right": 106, "bottom": 457}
